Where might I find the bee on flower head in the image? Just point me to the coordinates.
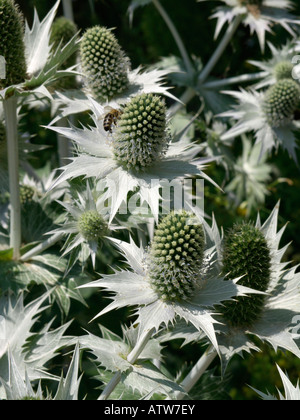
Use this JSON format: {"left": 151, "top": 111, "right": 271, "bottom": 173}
{"left": 100, "top": 106, "right": 123, "bottom": 133}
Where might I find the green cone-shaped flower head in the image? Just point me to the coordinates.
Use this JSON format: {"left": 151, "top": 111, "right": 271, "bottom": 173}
{"left": 20, "top": 185, "right": 35, "bottom": 206}
{"left": 148, "top": 210, "right": 205, "bottom": 302}
{"left": 50, "top": 17, "right": 78, "bottom": 90}
{"left": 77, "top": 210, "right": 109, "bottom": 242}
{"left": 113, "top": 93, "right": 168, "bottom": 171}
{"left": 222, "top": 223, "right": 271, "bottom": 328}
{"left": 80, "top": 26, "right": 130, "bottom": 102}
{"left": 0, "top": 0, "right": 27, "bottom": 89}
{"left": 263, "top": 79, "right": 300, "bottom": 127}
{"left": 274, "top": 61, "right": 294, "bottom": 81}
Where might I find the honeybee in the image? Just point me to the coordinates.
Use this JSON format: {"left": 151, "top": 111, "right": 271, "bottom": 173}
{"left": 101, "top": 106, "right": 123, "bottom": 133}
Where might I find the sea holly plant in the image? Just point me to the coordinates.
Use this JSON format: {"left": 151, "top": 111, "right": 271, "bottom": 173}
{"left": 0, "top": 0, "right": 300, "bottom": 401}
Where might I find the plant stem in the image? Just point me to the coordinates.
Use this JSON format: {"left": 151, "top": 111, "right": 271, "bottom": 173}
{"left": 152, "top": 0, "right": 194, "bottom": 76}
{"left": 171, "top": 345, "right": 218, "bottom": 400}
{"left": 98, "top": 327, "right": 156, "bottom": 400}
{"left": 198, "top": 15, "right": 243, "bottom": 85}
{"left": 4, "top": 95, "right": 21, "bottom": 260}
{"left": 20, "top": 232, "right": 64, "bottom": 262}
{"left": 203, "top": 71, "right": 268, "bottom": 89}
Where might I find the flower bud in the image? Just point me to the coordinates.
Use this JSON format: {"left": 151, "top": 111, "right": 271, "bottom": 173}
{"left": 77, "top": 210, "right": 108, "bottom": 241}
{"left": 0, "top": 0, "right": 27, "bottom": 89}
{"left": 221, "top": 223, "right": 271, "bottom": 328}
{"left": 80, "top": 26, "right": 130, "bottom": 102}
{"left": 274, "top": 61, "right": 294, "bottom": 81}
{"left": 148, "top": 210, "right": 205, "bottom": 302}
{"left": 263, "top": 79, "right": 300, "bottom": 127}
{"left": 113, "top": 93, "right": 168, "bottom": 171}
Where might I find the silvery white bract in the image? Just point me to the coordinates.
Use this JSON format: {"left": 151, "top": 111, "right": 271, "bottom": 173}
{"left": 219, "top": 87, "right": 300, "bottom": 163}
{"left": 0, "top": 344, "right": 81, "bottom": 400}
{"left": 47, "top": 96, "right": 218, "bottom": 223}
{"left": 251, "top": 364, "right": 300, "bottom": 400}
{"left": 198, "top": 0, "right": 300, "bottom": 52}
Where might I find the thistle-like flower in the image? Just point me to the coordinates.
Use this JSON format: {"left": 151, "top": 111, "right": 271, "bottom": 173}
{"left": 0, "top": 0, "right": 27, "bottom": 89}
{"left": 198, "top": 0, "right": 300, "bottom": 52}
{"left": 80, "top": 26, "right": 131, "bottom": 102}
{"left": 79, "top": 208, "right": 261, "bottom": 353}
{"left": 47, "top": 93, "right": 217, "bottom": 222}
{"left": 220, "top": 81, "right": 300, "bottom": 163}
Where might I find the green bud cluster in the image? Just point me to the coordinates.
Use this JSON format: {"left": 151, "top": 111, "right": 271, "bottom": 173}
{"left": 274, "top": 61, "right": 294, "bottom": 81}
{"left": 80, "top": 26, "right": 130, "bottom": 102}
{"left": 263, "top": 79, "right": 300, "bottom": 127}
{"left": 148, "top": 210, "right": 205, "bottom": 302}
{"left": 221, "top": 223, "right": 271, "bottom": 328}
{"left": 77, "top": 210, "right": 109, "bottom": 242}
{"left": 113, "top": 93, "right": 168, "bottom": 172}
{"left": 0, "top": 0, "right": 27, "bottom": 89}
{"left": 50, "top": 16, "right": 78, "bottom": 90}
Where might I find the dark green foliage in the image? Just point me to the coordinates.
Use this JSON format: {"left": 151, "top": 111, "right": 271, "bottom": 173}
{"left": 113, "top": 93, "right": 168, "bottom": 171}
{"left": 148, "top": 210, "right": 205, "bottom": 302}
{"left": 222, "top": 223, "right": 271, "bottom": 328}
{"left": 0, "top": 0, "right": 27, "bottom": 88}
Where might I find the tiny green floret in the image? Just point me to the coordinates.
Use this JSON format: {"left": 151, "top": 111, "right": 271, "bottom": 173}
{"left": 274, "top": 61, "right": 294, "bottom": 81}
{"left": 263, "top": 78, "right": 300, "bottom": 127}
{"left": 80, "top": 26, "right": 130, "bottom": 102}
{"left": 19, "top": 185, "right": 35, "bottom": 206}
{"left": 148, "top": 210, "right": 205, "bottom": 302}
{"left": 78, "top": 210, "right": 109, "bottom": 242}
{"left": 113, "top": 93, "right": 168, "bottom": 171}
{"left": 221, "top": 223, "right": 271, "bottom": 328}
{"left": 0, "top": 0, "right": 27, "bottom": 89}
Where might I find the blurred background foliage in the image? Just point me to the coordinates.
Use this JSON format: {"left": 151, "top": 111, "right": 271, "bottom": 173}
{"left": 14, "top": 0, "right": 300, "bottom": 400}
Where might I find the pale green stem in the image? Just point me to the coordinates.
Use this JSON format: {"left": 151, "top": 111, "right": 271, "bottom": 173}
{"left": 172, "top": 345, "right": 218, "bottom": 400}
{"left": 168, "top": 87, "right": 196, "bottom": 117}
{"left": 4, "top": 96, "right": 21, "bottom": 260}
{"left": 152, "top": 0, "right": 194, "bottom": 76}
{"left": 198, "top": 15, "right": 243, "bottom": 85}
{"left": 98, "top": 327, "right": 156, "bottom": 400}
{"left": 203, "top": 71, "right": 268, "bottom": 89}
{"left": 20, "top": 232, "right": 64, "bottom": 262}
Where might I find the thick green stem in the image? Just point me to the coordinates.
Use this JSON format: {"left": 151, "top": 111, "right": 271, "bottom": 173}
{"left": 4, "top": 96, "right": 21, "bottom": 260}
{"left": 62, "top": 0, "right": 74, "bottom": 22}
{"left": 98, "top": 327, "right": 156, "bottom": 400}
{"left": 172, "top": 345, "right": 218, "bottom": 400}
{"left": 152, "top": 0, "right": 194, "bottom": 76}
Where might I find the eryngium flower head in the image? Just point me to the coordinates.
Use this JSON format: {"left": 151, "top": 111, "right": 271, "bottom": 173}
{"left": 221, "top": 223, "right": 271, "bottom": 328}
{"left": 77, "top": 210, "right": 109, "bottom": 242}
{"left": 148, "top": 210, "right": 205, "bottom": 302}
{"left": 263, "top": 79, "right": 300, "bottom": 127}
{"left": 50, "top": 16, "right": 78, "bottom": 90}
{"left": 274, "top": 61, "right": 294, "bottom": 81}
{"left": 0, "top": 0, "right": 27, "bottom": 89}
{"left": 113, "top": 93, "right": 168, "bottom": 171}
{"left": 80, "top": 26, "right": 130, "bottom": 102}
